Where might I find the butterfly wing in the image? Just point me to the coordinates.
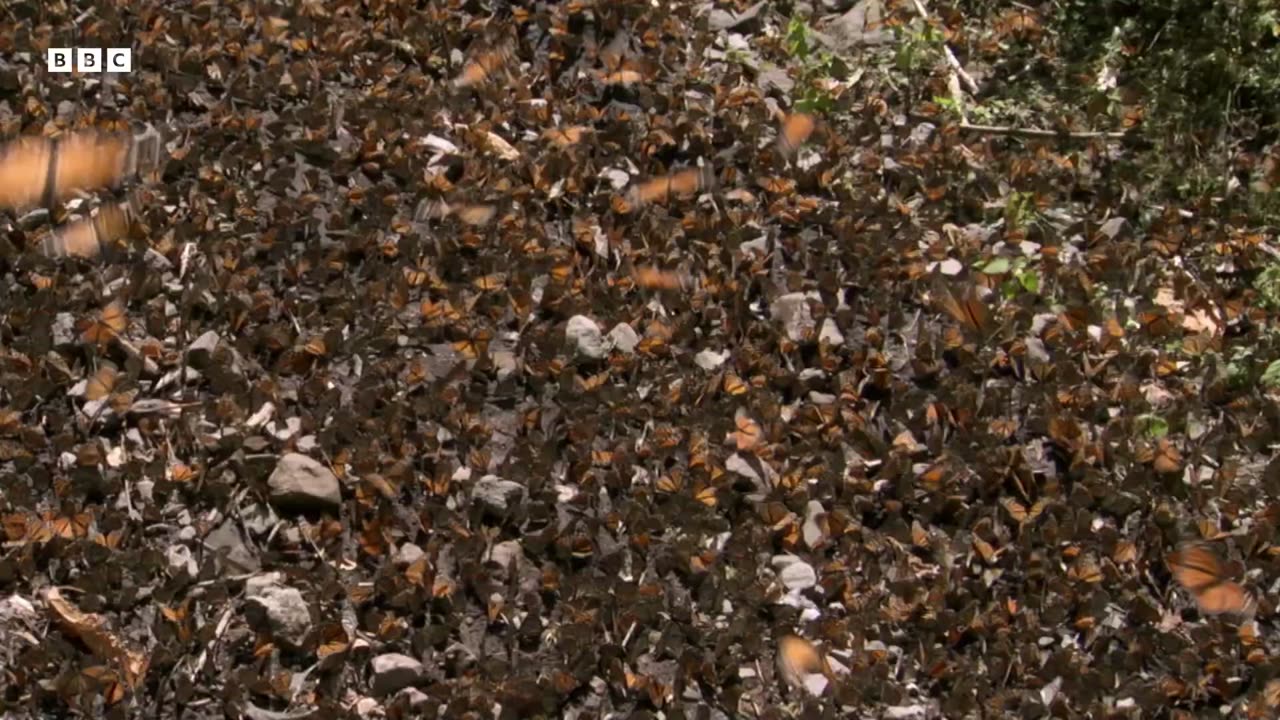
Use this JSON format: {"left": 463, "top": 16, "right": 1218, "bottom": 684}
{"left": 1167, "top": 545, "right": 1224, "bottom": 592}
{"left": 1194, "top": 581, "right": 1256, "bottom": 616}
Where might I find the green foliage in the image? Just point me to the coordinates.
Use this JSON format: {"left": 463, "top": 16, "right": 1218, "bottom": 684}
{"left": 1261, "top": 359, "right": 1280, "bottom": 389}
{"left": 977, "top": 256, "right": 1041, "bottom": 299}
{"left": 1004, "top": 191, "right": 1039, "bottom": 230}
{"left": 1052, "top": 0, "right": 1280, "bottom": 210}
{"left": 784, "top": 16, "right": 846, "bottom": 113}
{"left": 1134, "top": 413, "right": 1170, "bottom": 439}
{"left": 1254, "top": 264, "right": 1280, "bottom": 310}
{"left": 894, "top": 22, "right": 945, "bottom": 75}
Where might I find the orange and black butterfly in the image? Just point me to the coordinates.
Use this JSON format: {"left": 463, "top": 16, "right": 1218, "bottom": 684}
{"left": 618, "top": 165, "right": 715, "bottom": 213}
{"left": 543, "top": 126, "right": 592, "bottom": 149}
{"left": 936, "top": 284, "right": 992, "bottom": 335}
{"left": 78, "top": 299, "right": 128, "bottom": 348}
{"left": 414, "top": 198, "right": 497, "bottom": 227}
{"left": 777, "top": 112, "right": 816, "bottom": 157}
{"left": 0, "top": 126, "right": 161, "bottom": 212}
{"left": 452, "top": 44, "right": 514, "bottom": 89}
{"left": 38, "top": 199, "right": 136, "bottom": 260}
{"left": 1166, "top": 543, "right": 1256, "bottom": 616}
{"left": 776, "top": 635, "right": 833, "bottom": 692}
{"left": 596, "top": 29, "right": 647, "bottom": 86}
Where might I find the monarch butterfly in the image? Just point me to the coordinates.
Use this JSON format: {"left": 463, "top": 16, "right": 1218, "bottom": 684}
{"left": 731, "top": 409, "right": 764, "bottom": 452}
{"left": 776, "top": 635, "right": 832, "bottom": 693}
{"left": 1166, "top": 543, "right": 1256, "bottom": 616}
{"left": 79, "top": 299, "right": 128, "bottom": 347}
{"left": 38, "top": 199, "right": 135, "bottom": 259}
{"left": 455, "top": 204, "right": 497, "bottom": 226}
{"left": 543, "top": 126, "right": 591, "bottom": 148}
{"left": 453, "top": 45, "right": 513, "bottom": 88}
{"left": 414, "top": 198, "right": 496, "bottom": 226}
{"left": 0, "top": 126, "right": 162, "bottom": 211}
{"left": 452, "top": 328, "right": 493, "bottom": 359}
{"left": 722, "top": 372, "right": 749, "bottom": 395}
{"left": 84, "top": 364, "right": 120, "bottom": 402}
{"left": 777, "top": 112, "right": 816, "bottom": 157}
{"left": 599, "top": 67, "right": 645, "bottom": 86}
{"left": 620, "top": 165, "right": 715, "bottom": 211}
{"left": 936, "top": 284, "right": 991, "bottom": 335}
{"left": 631, "top": 266, "right": 682, "bottom": 290}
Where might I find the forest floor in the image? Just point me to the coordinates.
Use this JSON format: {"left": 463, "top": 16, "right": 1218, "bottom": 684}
{"left": 2, "top": 0, "right": 1280, "bottom": 718}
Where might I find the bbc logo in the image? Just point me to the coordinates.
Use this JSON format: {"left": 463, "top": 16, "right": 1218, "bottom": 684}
{"left": 46, "top": 48, "right": 132, "bottom": 73}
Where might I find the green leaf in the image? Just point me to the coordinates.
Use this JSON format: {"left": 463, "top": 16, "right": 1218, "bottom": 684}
{"left": 1262, "top": 359, "right": 1280, "bottom": 389}
{"left": 1134, "top": 414, "right": 1169, "bottom": 439}
{"left": 1018, "top": 270, "right": 1040, "bottom": 294}
{"left": 980, "top": 257, "right": 1011, "bottom": 275}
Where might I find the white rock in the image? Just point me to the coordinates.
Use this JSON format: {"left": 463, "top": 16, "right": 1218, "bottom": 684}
{"left": 773, "top": 554, "right": 818, "bottom": 591}
{"left": 695, "top": 349, "right": 729, "bottom": 370}
{"left": 566, "top": 315, "right": 609, "bottom": 358}
{"left": 818, "top": 318, "right": 844, "bottom": 346}
{"left": 371, "top": 652, "right": 426, "bottom": 696}
{"left": 474, "top": 475, "right": 526, "bottom": 512}
{"left": 268, "top": 453, "right": 341, "bottom": 513}
{"left": 771, "top": 292, "right": 821, "bottom": 342}
{"left": 607, "top": 323, "right": 640, "bottom": 354}
{"left": 244, "top": 573, "right": 311, "bottom": 650}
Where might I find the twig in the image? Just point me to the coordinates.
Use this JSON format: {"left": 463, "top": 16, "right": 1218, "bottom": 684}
{"left": 1256, "top": 243, "right": 1280, "bottom": 261}
{"left": 191, "top": 604, "right": 234, "bottom": 677}
{"left": 111, "top": 333, "right": 161, "bottom": 376}
{"left": 911, "top": 114, "right": 1131, "bottom": 139}
{"left": 948, "top": 122, "right": 1131, "bottom": 140}
{"left": 907, "top": 0, "right": 979, "bottom": 101}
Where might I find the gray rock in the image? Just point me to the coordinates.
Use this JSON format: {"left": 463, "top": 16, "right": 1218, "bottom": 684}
{"left": 773, "top": 554, "right": 818, "bottom": 591}
{"left": 770, "top": 292, "right": 821, "bottom": 342}
{"left": 473, "top": 475, "right": 525, "bottom": 512}
{"left": 52, "top": 313, "right": 78, "bottom": 347}
{"left": 566, "top": 315, "right": 609, "bottom": 359}
{"left": 818, "top": 318, "right": 844, "bottom": 346}
{"left": 802, "top": 501, "right": 828, "bottom": 549}
{"left": 758, "top": 67, "right": 795, "bottom": 95}
{"left": 371, "top": 652, "right": 426, "bottom": 696}
{"left": 205, "top": 519, "right": 260, "bottom": 573}
{"left": 708, "top": 1, "right": 765, "bottom": 32}
{"left": 394, "top": 543, "right": 425, "bottom": 567}
{"left": 166, "top": 544, "right": 197, "bottom": 578}
{"left": 607, "top": 323, "right": 640, "bottom": 355}
{"left": 242, "top": 703, "right": 319, "bottom": 720}
{"left": 187, "top": 330, "right": 221, "bottom": 369}
{"left": 883, "top": 704, "right": 931, "bottom": 719}
{"left": 485, "top": 540, "right": 525, "bottom": 570}
{"left": 244, "top": 573, "right": 311, "bottom": 650}
{"left": 268, "top": 453, "right": 341, "bottom": 513}
{"left": 695, "top": 349, "right": 729, "bottom": 370}
{"left": 393, "top": 686, "right": 431, "bottom": 710}
{"left": 816, "top": 0, "right": 891, "bottom": 51}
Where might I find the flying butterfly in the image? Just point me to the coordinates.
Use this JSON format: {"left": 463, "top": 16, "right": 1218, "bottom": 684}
{"left": 0, "top": 126, "right": 162, "bottom": 211}
{"left": 730, "top": 408, "right": 764, "bottom": 452}
{"left": 1166, "top": 543, "right": 1257, "bottom": 616}
{"left": 38, "top": 199, "right": 135, "bottom": 260}
{"left": 618, "top": 165, "right": 715, "bottom": 213}
{"left": 452, "top": 44, "right": 514, "bottom": 89}
{"left": 936, "top": 284, "right": 992, "bottom": 335}
{"left": 632, "top": 266, "right": 683, "bottom": 290}
{"left": 414, "top": 198, "right": 496, "bottom": 227}
{"left": 79, "top": 299, "right": 128, "bottom": 347}
{"left": 596, "top": 29, "right": 647, "bottom": 86}
{"left": 776, "top": 635, "right": 833, "bottom": 693}
{"left": 543, "top": 126, "right": 592, "bottom": 148}
{"left": 777, "top": 112, "right": 816, "bottom": 157}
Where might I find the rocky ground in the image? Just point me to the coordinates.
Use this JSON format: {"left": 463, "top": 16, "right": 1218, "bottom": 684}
{"left": 2, "top": 0, "right": 1280, "bottom": 718}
